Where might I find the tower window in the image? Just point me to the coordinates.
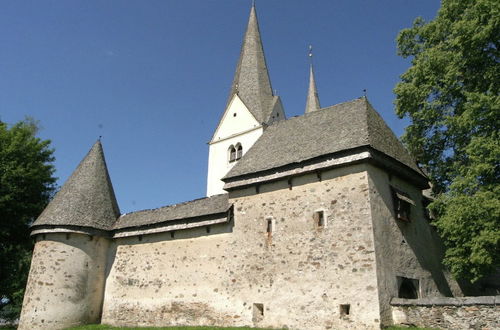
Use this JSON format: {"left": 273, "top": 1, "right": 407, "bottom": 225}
{"left": 236, "top": 144, "right": 243, "bottom": 160}
{"left": 229, "top": 145, "right": 236, "bottom": 163}
{"left": 391, "top": 187, "right": 414, "bottom": 222}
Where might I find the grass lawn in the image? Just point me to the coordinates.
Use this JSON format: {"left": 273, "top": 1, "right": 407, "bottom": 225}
{"left": 66, "top": 325, "right": 277, "bottom": 330}
{"left": 66, "top": 325, "right": 439, "bottom": 330}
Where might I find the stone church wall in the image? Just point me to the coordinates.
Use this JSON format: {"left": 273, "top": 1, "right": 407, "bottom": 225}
{"left": 366, "top": 164, "right": 463, "bottom": 325}
{"left": 101, "top": 164, "right": 383, "bottom": 329}
{"left": 19, "top": 233, "right": 109, "bottom": 330}
{"left": 391, "top": 296, "right": 500, "bottom": 329}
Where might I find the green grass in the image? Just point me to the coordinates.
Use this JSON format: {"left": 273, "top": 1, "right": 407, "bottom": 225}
{"left": 385, "top": 327, "right": 440, "bottom": 330}
{"left": 66, "top": 325, "right": 439, "bottom": 330}
{"left": 66, "top": 325, "right": 276, "bottom": 330}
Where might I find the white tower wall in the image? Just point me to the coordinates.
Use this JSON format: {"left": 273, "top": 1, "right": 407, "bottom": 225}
{"left": 207, "top": 95, "right": 263, "bottom": 196}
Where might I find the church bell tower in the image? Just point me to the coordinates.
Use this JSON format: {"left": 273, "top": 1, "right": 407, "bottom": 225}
{"left": 206, "top": 4, "right": 285, "bottom": 196}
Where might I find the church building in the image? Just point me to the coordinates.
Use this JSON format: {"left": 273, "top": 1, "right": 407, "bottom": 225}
{"left": 19, "top": 4, "right": 464, "bottom": 330}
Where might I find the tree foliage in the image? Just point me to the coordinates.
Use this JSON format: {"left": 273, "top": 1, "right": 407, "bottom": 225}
{"left": 394, "top": 0, "right": 499, "bottom": 282}
{"left": 0, "top": 118, "right": 56, "bottom": 319}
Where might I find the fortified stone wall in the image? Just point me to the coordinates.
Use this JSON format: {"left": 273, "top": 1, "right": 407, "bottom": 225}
{"left": 366, "top": 164, "right": 462, "bottom": 325}
{"left": 391, "top": 296, "right": 500, "bottom": 330}
{"left": 101, "top": 164, "right": 383, "bottom": 330}
{"left": 19, "top": 233, "right": 109, "bottom": 330}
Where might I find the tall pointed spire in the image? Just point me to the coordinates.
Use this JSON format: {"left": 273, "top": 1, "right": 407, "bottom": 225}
{"left": 305, "top": 46, "right": 321, "bottom": 113}
{"left": 227, "top": 4, "right": 274, "bottom": 123}
{"left": 32, "top": 141, "right": 120, "bottom": 231}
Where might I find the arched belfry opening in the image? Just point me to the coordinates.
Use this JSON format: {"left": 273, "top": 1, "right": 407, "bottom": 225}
{"left": 236, "top": 144, "right": 243, "bottom": 160}
{"left": 229, "top": 145, "right": 236, "bottom": 163}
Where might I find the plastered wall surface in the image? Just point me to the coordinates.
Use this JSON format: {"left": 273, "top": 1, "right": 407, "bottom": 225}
{"left": 207, "top": 95, "right": 264, "bottom": 196}
{"left": 366, "top": 164, "right": 462, "bottom": 325}
{"left": 102, "top": 164, "right": 383, "bottom": 329}
{"left": 18, "top": 233, "right": 109, "bottom": 330}
{"left": 207, "top": 126, "right": 263, "bottom": 196}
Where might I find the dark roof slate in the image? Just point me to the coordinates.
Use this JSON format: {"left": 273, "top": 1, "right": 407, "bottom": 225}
{"left": 227, "top": 5, "right": 275, "bottom": 124}
{"left": 224, "top": 97, "right": 423, "bottom": 179}
{"left": 32, "top": 141, "right": 120, "bottom": 230}
{"left": 113, "top": 193, "right": 229, "bottom": 230}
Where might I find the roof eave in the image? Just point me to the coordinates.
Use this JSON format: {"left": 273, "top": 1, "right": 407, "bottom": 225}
{"left": 223, "top": 147, "right": 429, "bottom": 191}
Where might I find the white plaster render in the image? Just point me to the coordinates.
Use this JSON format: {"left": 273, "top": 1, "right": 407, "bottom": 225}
{"left": 18, "top": 233, "right": 109, "bottom": 330}
{"left": 207, "top": 95, "right": 265, "bottom": 196}
{"left": 211, "top": 94, "right": 260, "bottom": 142}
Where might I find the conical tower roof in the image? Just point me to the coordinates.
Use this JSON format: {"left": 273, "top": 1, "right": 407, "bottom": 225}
{"left": 32, "top": 141, "right": 120, "bottom": 231}
{"left": 305, "top": 64, "right": 321, "bottom": 113}
{"left": 227, "top": 4, "right": 274, "bottom": 123}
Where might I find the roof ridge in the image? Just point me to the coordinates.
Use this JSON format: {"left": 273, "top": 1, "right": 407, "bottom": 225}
{"left": 119, "top": 194, "right": 227, "bottom": 217}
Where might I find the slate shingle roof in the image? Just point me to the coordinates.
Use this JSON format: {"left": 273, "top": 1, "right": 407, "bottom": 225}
{"left": 113, "top": 194, "right": 229, "bottom": 230}
{"left": 305, "top": 64, "right": 320, "bottom": 113}
{"left": 32, "top": 141, "right": 120, "bottom": 230}
{"left": 224, "top": 97, "right": 423, "bottom": 180}
{"left": 227, "top": 5, "right": 275, "bottom": 123}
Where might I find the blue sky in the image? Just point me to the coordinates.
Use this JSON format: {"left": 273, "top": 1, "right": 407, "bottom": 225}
{"left": 0, "top": 0, "right": 440, "bottom": 214}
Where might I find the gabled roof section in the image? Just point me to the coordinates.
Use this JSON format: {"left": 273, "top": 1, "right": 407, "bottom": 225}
{"left": 113, "top": 193, "right": 229, "bottom": 230}
{"left": 32, "top": 141, "right": 120, "bottom": 231}
{"left": 226, "top": 4, "right": 275, "bottom": 124}
{"left": 305, "top": 64, "right": 321, "bottom": 113}
{"left": 224, "top": 97, "right": 424, "bottom": 180}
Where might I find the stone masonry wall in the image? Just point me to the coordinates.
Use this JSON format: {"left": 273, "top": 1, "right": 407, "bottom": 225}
{"left": 391, "top": 296, "right": 500, "bottom": 330}
{"left": 18, "top": 233, "right": 109, "bottom": 330}
{"left": 101, "top": 164, "right": 383, "bottom": 329}
{"left": 366, "top": 164, "right": 463, "bottom": 325}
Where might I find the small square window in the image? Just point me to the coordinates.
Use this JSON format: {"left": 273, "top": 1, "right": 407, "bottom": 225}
{"left": 252, "top": 303, "right": 264, "bottom": 321}
{"left": 397, "top": 276, "right": 419, "bottom": 299}
{"left": 340, "top": 304, "right": 350, "bottom": 317}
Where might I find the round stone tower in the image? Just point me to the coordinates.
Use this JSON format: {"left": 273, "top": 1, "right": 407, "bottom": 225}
{"left": 18, "top": 141, "right": 120, "bottom": 330}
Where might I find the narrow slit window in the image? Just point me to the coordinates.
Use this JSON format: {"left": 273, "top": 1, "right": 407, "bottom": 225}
{"left": 266, "top": 219, "right": 273, "bottom": 236}
{"left": 314, "top": 210, "right": 325, "bottom": 228}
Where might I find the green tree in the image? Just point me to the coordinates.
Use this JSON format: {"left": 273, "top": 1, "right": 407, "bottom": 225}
{"left": 394, "top": 0, "right": 499, "bottom": 282}
{"left": 0, "top": 118, "right": 56, "bottom": 319}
